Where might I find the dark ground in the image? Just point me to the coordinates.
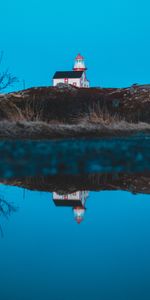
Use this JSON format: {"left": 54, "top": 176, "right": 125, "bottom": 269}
{"left": 1, "top": 173, "right": 150, "bottom": 195}
{"left": 0, "top": 84, "right": 150, "bottom": 139}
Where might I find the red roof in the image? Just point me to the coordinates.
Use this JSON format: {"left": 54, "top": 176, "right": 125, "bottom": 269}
{"left": 76, "top": 53, "right": 84, "bottom": 60}
{"left": 76, "top": 217, "right": 83, "bottom": 224}
{"left": 75, "top": 215, "right": 84, "bottom": 224}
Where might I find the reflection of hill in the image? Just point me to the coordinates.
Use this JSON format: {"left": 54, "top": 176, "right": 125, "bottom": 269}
{"left": 0, "top": 138, "right": 150, "bottom": 177}
{"left": 1, "top": 173, "right": 150, "bottom": 195}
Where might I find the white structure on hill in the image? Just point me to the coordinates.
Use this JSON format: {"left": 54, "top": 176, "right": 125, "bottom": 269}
{"left": 53, "top": 191, "right": 89, "bottom": 224}
{"left": 52, "top": 54, "right": 89, "bottom": 88}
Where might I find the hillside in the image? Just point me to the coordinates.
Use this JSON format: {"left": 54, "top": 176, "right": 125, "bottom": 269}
{"left": 0, "top": 84, "right": 150, "bottom": 139}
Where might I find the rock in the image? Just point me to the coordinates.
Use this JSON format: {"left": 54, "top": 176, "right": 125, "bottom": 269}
{"left": 55, "top": 83, "right": 77, "bottom": 91}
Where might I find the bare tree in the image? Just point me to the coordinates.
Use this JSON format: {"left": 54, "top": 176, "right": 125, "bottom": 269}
{"left": 0, "top": 51, "right": 18, "bottom": 91}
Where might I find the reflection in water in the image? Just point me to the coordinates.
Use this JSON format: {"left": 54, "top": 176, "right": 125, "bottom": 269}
{"left": 0, "top": 197, "right": 17, "bottom": 219}
{"left": 1, "top": 172, "right": 150, "bottom": 195}
{"left": 1, "top": 171, "right": 150, "bottom": 227}
{"left": 0, "top": 137, "right": 150, "bottom": 177}
{"left": 1, "top": 182, "right": 150, "bottom": 300}
{"left": 53, "top": 191, "right": 89, "bottom": 223}
{"left": 1, "top": 171, "right": 150, "bottom": 226}
{"left": 0, "top": 197, "right": 17, "bottom": 237}
{"left": 1, "top": 138, "right": 150, "bottom": 299}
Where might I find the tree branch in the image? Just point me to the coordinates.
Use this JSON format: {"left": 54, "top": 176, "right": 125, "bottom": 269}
{"left": 0, "top": 51, "right": 18, "bottom": 91}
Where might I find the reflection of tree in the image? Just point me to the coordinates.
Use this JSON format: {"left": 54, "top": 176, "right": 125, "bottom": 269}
{"left": 0, "top": 198, "right": 17, "bottom": 238}
{"left": 0, "top": 198, "right": 17, "bottom": 219}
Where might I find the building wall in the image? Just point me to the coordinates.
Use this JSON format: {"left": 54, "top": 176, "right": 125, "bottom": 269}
{"left": 53, "top": 192, "right": 81, "bottom": 200}
{"left": 53, "top": 191, "right": 88, "bottom": 202}
{"left": 53, "top": 78, "right": 81, "bottom": 87}
{"left": 53, "top": 72, "right": 90, "bottom": 88}
{"left": 80, "top": 73, "right": 89, "bottom": 88}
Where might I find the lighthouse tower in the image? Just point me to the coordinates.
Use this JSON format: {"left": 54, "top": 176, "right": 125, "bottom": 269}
{"left": 73, "top": 54, "right": 87, "bottom": 71}
{"left": 73, "top": 206, "right": 86, "bottom": 224}
{"left": 73, "top": 191, "right": 89, "bottom": 224}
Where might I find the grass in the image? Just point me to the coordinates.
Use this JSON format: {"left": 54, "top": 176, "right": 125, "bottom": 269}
{"left": 0, "top": 96, "right": 123, "bottom": 125}
{"left": 0, "top": 120, "right": 149, "bottom": 140}
{"left": 67, "top": 104, "right": 123, "bottom": 125}
{"left": 79, "top": 103, "right": 122, "bottom": 125}
{"left": 0, "top": 98, "right": 44, "bottom": 122}
{"left": 0, "top": 96, "right": 150, "bottom": 139}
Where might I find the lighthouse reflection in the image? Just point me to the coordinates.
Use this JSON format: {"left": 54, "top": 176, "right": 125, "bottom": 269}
{"left": 53, "top": 191, "right": 89, "bottom": 224}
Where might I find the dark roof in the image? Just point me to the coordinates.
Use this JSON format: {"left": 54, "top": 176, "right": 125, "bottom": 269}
{"left": 53, "top": 199, "right": 83, "bottom": 207}
{"left": 53, "top": 71, "right": 83, "bottom": 79}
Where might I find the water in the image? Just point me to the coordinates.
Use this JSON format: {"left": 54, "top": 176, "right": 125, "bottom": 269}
{"left": 1, "top": 138, "right": 150, "bottom": 300}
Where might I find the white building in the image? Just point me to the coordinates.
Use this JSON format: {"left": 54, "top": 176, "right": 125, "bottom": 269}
{"left": 53, "top": 191, "right": 89, "bottom": 224}
{"left": 52, "top": 54, "right": 89, "bottom": 88}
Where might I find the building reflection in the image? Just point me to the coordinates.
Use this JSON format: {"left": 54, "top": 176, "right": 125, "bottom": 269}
{"left": 53, "top": 191, "right": 89, "bottom": 224}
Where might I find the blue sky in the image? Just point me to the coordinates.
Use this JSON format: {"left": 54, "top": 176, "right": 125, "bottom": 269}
{"left": 1, "top": 0, "right": 150, "bottom": 90}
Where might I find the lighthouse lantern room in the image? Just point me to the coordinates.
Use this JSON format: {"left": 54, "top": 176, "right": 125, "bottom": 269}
{"left": 73, "top": 54, "right": 87, "bottom": 71}
{"left": 53, "top": 54, "right": 89, "bottom": 88}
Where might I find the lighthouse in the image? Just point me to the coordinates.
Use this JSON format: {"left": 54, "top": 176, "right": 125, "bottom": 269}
{"left": 52, "top": 191, "right": 89, "bottom": 224}
{"left": 52, "top": 54, "right": 89, "bottom": 88}
{"left": 73, "top": 206, "right": 86, "bottom": 224}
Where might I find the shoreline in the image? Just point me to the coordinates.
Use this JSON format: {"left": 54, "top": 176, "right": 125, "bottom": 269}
{"left": 0, "top": 121, "right": 150, "bottom": 140}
